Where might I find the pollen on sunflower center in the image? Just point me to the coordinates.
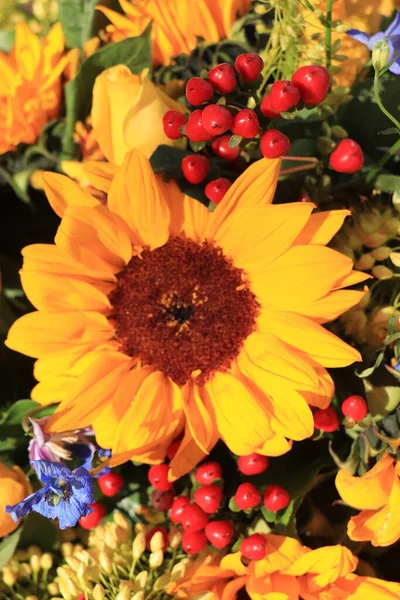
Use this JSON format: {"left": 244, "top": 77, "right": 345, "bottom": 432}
{"left": 109, "top": 237, "right": 259, "bottom": 386}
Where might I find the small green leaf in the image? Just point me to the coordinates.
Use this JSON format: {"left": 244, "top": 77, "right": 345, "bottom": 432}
{"left": 228, "top": 496, "right": 241, "bottom": 512}
{"left": 189, "top": 140, "right": 206, "bottom": 152}
{"left": 0, "top": 528, "right": 22, "bottom": 569}
{"left": 216, "top": 97, "right": 227, "bottom": 106}
{"left": 375, "top": 175, "right": 400, "bottom": 193}
{"left": 261, "top": 506, "right": 276, "bottom": 523}
{"left": 367, "top": 385, "right": 400, "bottom": 420}
{"left": 58, "top": 0, "right": 98, "bottom": 49}
{"left": 0, "top": 30, "right": 15, "bottom": 52}
{"left": 379, "top": 127, "right": 399, "bottom": 136}
{"left": 276, "top": 500, "right": 295, "bottom": 527}
{"left": 228, "top": 135, "right": 242, "bottom": 148}
{"left": 356, "top": 351, "right": 385, "bottom": 378}
{"left": 280, "top": 111, "right": 297, "bottom": 120}
{"left": 0, "top": 400, "right": 39, "bottom": 426}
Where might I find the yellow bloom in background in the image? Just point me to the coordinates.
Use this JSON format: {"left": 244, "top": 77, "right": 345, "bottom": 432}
{"left": 0, "top": 21, "right": 68, "bottom": 155}
{"left": 0, "top": 462, "right": 31, "bottom": 537}
{"left": 336, "top": 454, "right": 400, "bottom": 547}
{"left": 97, "top": 0, "right": 251, "bottom": 65}
{"left": 6, "top": 151, "right": 367, "bottom": 477}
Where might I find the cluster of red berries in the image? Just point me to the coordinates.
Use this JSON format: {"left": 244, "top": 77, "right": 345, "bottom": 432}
{"left": 313, "top": 395, "right": 368, "bottom": 433}
{"left": 78, "top": 471, "right": 125, "bottom": 530}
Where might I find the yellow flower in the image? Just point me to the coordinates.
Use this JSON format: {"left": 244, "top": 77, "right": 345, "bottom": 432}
{"left": 336, "top": 454, "right": 400, "bottom": 547}
{"left": 6, "top": 151, "right": 367, "bottom": 476}
{"left": 0, "top": 462, "right": 31, "bottom": 537}
{"left": 0, "top": 21, "right": 69, "bottom": 155}
{"left": 97, "top": 0, "right": 251, "bottom": 65}
{"left": 90, "top": 65, "right": 186, "bottom": 165}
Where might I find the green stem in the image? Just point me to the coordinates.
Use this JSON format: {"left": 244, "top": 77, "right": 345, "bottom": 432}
{"left": 373, "top": 74, "right": 400, "bottom": 131}
{"left": 325, "top": 0, "right": 333, "bottom": 69}
{"left": 366, "top": 137, "right": 400, "bottom": 184}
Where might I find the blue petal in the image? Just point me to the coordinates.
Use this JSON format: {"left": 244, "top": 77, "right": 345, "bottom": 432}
{"left": 389, "top": 57, "right": 400, "bottom": 75}
{"left": 56, "top": 496, "right": 93, "bottom": 529}
{"left": 5, "top": 488, "right": 47, "bottom": 522}
{"left": 31, "top": 460, "right": 71, "bottom": 483}
{"left": 367, "top": 32, "right": 385, "bottom": 51}
{"left": 385, "top": 11, "right": 400, "bottom": 37}
{"left": 70, "top": 467, "right": 95, "bottom": 504}
{"left": 346, "top": 28, "right": 370, "bottom": 46}
{"left": 33, "top": 489, "right": 64, "bottom": 521}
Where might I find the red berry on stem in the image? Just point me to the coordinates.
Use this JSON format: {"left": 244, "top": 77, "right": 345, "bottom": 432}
{"left": 260, "top": 94, "right": 281, "bottom": 118}
{"left": 162, "top": 110, "right": 186, "bottom": 140}
{"left": 195, "top": 462, "right": 222, "bottom": 485}
{"left": 342, "top": 395, "right": 368, "bottom": 422}
{"left": 205, "top": 520, "right": 234, "bottom": 549}
{"left": 313, "top": 406, "right": 339, "bottom": 432}
{"left": 234, "top": 482, "right": 261, "bottom": 510}
{"left": 194, "top": 484, "right": 223, "bottom": 514}
{"left": 145, "top": 526, "right": 169, "bottom": 551}
{"left": 211, "top": 135, "right": 240, "bottom": 161}
{"left": 235, "top": 53, "right": 264, "bottom": 82}
{"left": 148, "top": 464, "right": 173, "bottom": 492}
{"left": 202, "top": 104, "right": 233, "bottom": 135}
{"left": 181, "top": 504, "right": 209, "bottom": 532}
{"left": 98, "top": 472, "right": 124, "bottom": 497}
{"left": 186, "top": 77, "right": 214, "bottom": 105}
{"left": 263, "top": 485, "right": 290, "bottom": 512}
{"left": 238, "top": 453, "right": 269, "bottom": 476}
{"left": 240, "top": 533, "right": 266, "bottom": 561}
{"left": 150, "top": 488, "right": 175, "bottom": 511}
{"left": 78, "top": 503, "right": 106, "bottom": 530}
{"left": 329, "top": 139, "right": 364, "bottom": 173}
{"left": 181, "top": 155, "right": 210, "bottom": 184}
{"left": 231, "top": 109, "right": 260, "bottom": 138}
{"left": 269, "top": 80, "right": 300, "bottom": 112}
{"left": 208, "top": 63, "right": 237, "bottom": 95}
{"left": 291, "top": 65, "right": 331, "bottom": 105}
{"left": 170, "top": 495, "right": 191, "bottom": 524}
{"left": 186, "top": 109, "right": 214, "bottom": 142}
{"left": 205, "top": 178, "right": 232, "bottom": 204}
{"left": 182, "top": 530, "right": 208, "bottom": 554}
{"left": 260, "top": 129, "right": 291, "bottom": 158}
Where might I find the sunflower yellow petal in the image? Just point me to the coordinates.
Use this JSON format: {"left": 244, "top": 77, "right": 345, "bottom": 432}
{"left": 181, "top": 383, "right": 216, "bottom": 454}
{"left": 284, "top": 545, "right": 357, "bottom": 587}
{"left": 169, "top": 425, "right": 209, "bottom": 481}
{"left": 42, "top": 172, "right": 99, "bottom": 217}
{"left": 294, "top": 210, "right": 351, "bottom": 245}
{"left": 31, "top": 375, "right": 74, "bottom": 405}
{"left": 182, "top": 194, "right": 211, "bottom": 242}
{"left": 334, "top": 270, "right": 372, "bottom": 289}
{"left": 292, "top": 289, "right": 367, "bottom": 324}
{"left": 83, "top": 161, "right": 119, "bottom": 193}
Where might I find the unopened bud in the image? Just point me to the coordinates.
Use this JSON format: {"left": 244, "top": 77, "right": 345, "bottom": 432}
{"left": 171, "top": 561, "right": 187, "bottom": 581}
{"left": 26, "top": 596, "right": 39, "bottom": 600}
{"left": 3, "top": 570, "right": 17, "bottom": 587}
{"left": 105, "top": 528, "right": 118, "bottom": 549}
{"left": 99, "top": 551, "right": 113, "bottom": 574}
{"left": 135, "top": 570, "right": 148, "bottom": 590}
{"left": 40, "top": 553, "right": 53, "bottom": 570}
{"left": 372, "top": 265, "right": 393, "bottom": 280}
{"left": 93, "top": 584, "right": 106, "bottom": 600}
{"left": 331, "top": 125, "right": 348, "bottom": 139}
{"left": 390, "top": 251, "right": 400, "bottom": 267}
{"left": 149, "top": 549, "right": 164, "bottom": 569}
{"left": 153, "top": 573, "right": 171, "bottom": 591}
{"left": 115, "top": 589, "right": 130, "bottom": 600}
{"left": 77, "top": 562, "right": 88, "bottom": 584}
{"left": 372, "top": 39, "right": 390, "bottom": 72}
{"left": 132, "top": 532, "right": 146, "bottom": 560}
{"left": 48, "top": 583, "right": 60, "bottom": 596}
{"left": 113, "top": 511, "right": 130, "bottom": 530}
{"left": 58, "top": 577, "right": 79, "bottom": 599}
{"left": 28, "top": 545, "right": 41, "bottom": 557}
{"left": 65, "top": 556, "right": 80, "bottom": 571}
{"left": 150, "top": 531, "right": 164, "bottom": 553}
{"left": 392, "top": 190, "right": 400, "bottom": 212}
{"left": 355, "top": 253, "right": 375, "bottom": 271}
{"left": 134, "top": 523, "right": 146, "bottom": 534}
{"left": 132, "top": 592, "right": 145, "bottom": 600}
{"left": 169, "top": 526, "right": 182, "bottom": 549}
{"left": 19, "top": 563, "right": 31, "bottom": 577}
{"left": 60, "top": 542, "right": 73, "bottom": 557}
{"left": 30, "top": 554, "right": 41, "bottom": 573}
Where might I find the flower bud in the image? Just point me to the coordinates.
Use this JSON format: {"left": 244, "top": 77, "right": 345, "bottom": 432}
{"left": 372, "top": 265, "right": 393, "bottom": 280}
{"left": 171, "top": 561, "right": 187, "bottom": 581}
{"left": 40, "top": 552, "right": 53, "bottom": 570}
{"left": 93, "top": 584, "right": 106, "bottom": 600}
{"left": 331, "top": 125, "right": 348, "bottom": 139}
{"left": 150, "top": 531, "right": 164, "bottom": 553}
{"left": 132, "top": 532, "right": 146, "bottom": 560}
{"left": 61, "top": 543, "right": 74, "bottom": 557}
{"left": 132, "top": 592, "right": 145, "bottom": 600}
{"left": 105, "top": 528, "right": 118, "bottom": 549}
{"left": 113, "top": 511, "right": 130, "bottom": 530}
{"left": 3, "top": 569, "right": 17, "bottom": 587}
{"left": 392, "top": 190, "right": 400, "bottom": 212}
{"left": 48, "top": 583, "right": 60, "bottom": 596}
{"left": 65, "top": 556, "right": 80, "bottom": 571}
{"left": 58, "top": 577, "right": 79, "bottom": 599}
{"left": 154, "top": 573, "right": 171, "bottom": 591}
{"left": 372, "top": 39, "right": 390, "bottom": 71}
{"left": 28, "top": 545, "right": 42, "bottom": 557}
{"left": 99, "top": 551, "right": 113, "bottom": 574}
{"left": 355, "top": 253, "right": 375, "bottom": 271}
{"left": 149, "top": 549, "right": 164, "bottom": 569}
{"left": 26, "top": 596, "right": 39, "bottom": 600}
{"left": 390, "top": 251, "right": 400, "bottom": 267}
{"left": 371, "top": 246, "right": 391, "bottom": 261}
{"left": 115, "top": 589, "right": 130, "bottom": 600}
{"left": 135, "top": 570, "right": 149, "bottom": 590}
{"left": 30, "top": 554, "right": 41, "bottom": 573}
{"left": 169, "top": 525, "right": 182, "bottom": 549}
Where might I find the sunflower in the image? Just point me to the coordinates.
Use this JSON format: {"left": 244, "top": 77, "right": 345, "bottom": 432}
{"left": 6, "top": 151, "right": 368, "bottom": 477}
{"left": 97, "top": 0, "right": 251, "bottom": 65}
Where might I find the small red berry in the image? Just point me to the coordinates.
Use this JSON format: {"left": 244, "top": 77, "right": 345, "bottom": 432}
{"left": 260, "top": 129, "right": 291, "bottom": 158}
{"left": 298, "top": 191, "right": 312, "bottom": 203}
{"left": 211, "top": 135, "right": 240, "bottom": 161}
{"left": 208, "top": 63, "right": 237, "bottom": 95}
{"left": 238, "top": 453, "right": 269, "bottom": 476}
{"left": 186, "top": 109, "right": 214, "bottom": 142}
{"left": 167, "top": 437, "right": 182, "bottom": 460}
{"left": 194, "top": 484, "right": 223, "bottom": 514}
{"left": 148, "top": 464, "right": 173, "bottom": 492}
{"left": 181, "top": 155, "right": 210, "bottom": 184}
{"left": 98, "top": 472, "right": 124, "bottom": 497}
{"left": 260, "top": 94, "right": 281, "bottom": 118}
{"left": 182, "top": 530, "right": 207, "bottom": 554}
{"left": 329, "top": 139, "right": 364, "bottom": 173}
{"left": 205, "top": 178, "right": 232, "bottom": 204}
{"left": 195, "top": 462, "right": 222, "bottom": 485}
{"left": 234, "top": 482, "right": 261, "bottom": 510}
{"left": 263, "top": 485, "right": 290, "bottom": 512}
{"left": 231, "top": 108, "right": 260, "bottom": 138}
{"left": 269, "top": 80, "right": 300, "bottom": 112}
{"left": 291, "top": 65, "right": 331, "bottom": 105}
{"left": 170, "top": 495, "right": 191, "bottom": 524}
{"left": 234, "top": 53, "right": 264, "bottom": 82}
{"left": 240, "top": 533, "right": 266, "bottom": 561}
{"left": 313, "top": 406, "right": 340, "bottom": 432}
{"left": 78, "top": 595, "right": 85, "bottom": 600}
{"left": 342, "top": 395, "right": 368, "bottom": 422}
{"left": 181, "top": 504, "right": 209, "bottom": 532}
{"left": 150, "top": 488, "right": 175, "bottom": 511}
{"left": 202, "top": 104, "right": 233, "bottom": 135}
{"left": 145, "top": 526, "right": 169, "bottom": 551}
{"left": 205, "top": 520, "right": 234, "bottom": 549}
{"left": 162, "top": 110, "right": 186, "bottom": 139}
{"left": 186, "top": 77, "right": 214, "bottom": 105}
{"left": 78, "top": 503, "right": 106, "bottom": 530}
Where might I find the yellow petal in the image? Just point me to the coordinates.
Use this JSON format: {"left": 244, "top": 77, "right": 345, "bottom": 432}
{"left": 83, "top": 161, "right": 119, "bottom": 193}
{"left": 169, "top": 425, "right": 208, "bottom": 480}
{"left": 42, "top": 172, "right": 99, "bottom": 217}
{"left": 284, "top": 545, "right": 357, "bottom": 587}
{"left": 220, "top": 552, "right": 248, "bottom": 576}
{"left": 294, "top": 210, "right": 351, "bottom": 245}
{"left": 182, "top": 194, "right": 211, "bottom": 242}
{"left": 14, "top": 22, "right": 41, "bottom": 80}
{"left": 334, "top": 270, "right": 372, "bottom": 289}
{"left": 338, "top": 574, "right": 400, "bottom": 600}
{"left": 181, "top": 383, "right": 216, "bottom": 454}
{"left": 291, "top": 290, "right": 367, "bottom": 324}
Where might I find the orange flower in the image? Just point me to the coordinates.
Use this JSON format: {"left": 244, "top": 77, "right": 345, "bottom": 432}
{"left": 0, "top": 22, "right": 69, "bottom": 155}
{"left": 0, "top": 462, "right": 31, "bottom": 537}
{"left": 336, "top": 454, "right": 400, "bottom": 546}
{"left": 97, "top": 0, "right": 251, "bottom": 65}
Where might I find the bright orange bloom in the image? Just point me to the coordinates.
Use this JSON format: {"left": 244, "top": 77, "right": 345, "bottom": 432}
{"left": 0, "top": 462, "right": 31, "bottom": 537}
{"left": 0, "top": 22, "right": 68, "bottom": 155}
{"left": 6, "top": 151, "right": 367, "bottom": 476}
{"left": 336, "top": 454, "right": 400, "bottom": 547}
{"left": 97, "top": 0, "right": 251, "bottom": 65}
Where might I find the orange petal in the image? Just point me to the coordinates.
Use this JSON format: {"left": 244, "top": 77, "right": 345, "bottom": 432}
{"left": 83, "top": 161, "right": 119, "bottom": 193}
{"left": 284, "top": 545, "right": 357, "bottom": 587}
{"left": 181, "top": 383, "right": 216, "bottom": 454}
{"left": 169, "top": 425, "right": 208, "bottom": 480}
{"left": 42, "top": 172, "right": 99, "bottom": 217}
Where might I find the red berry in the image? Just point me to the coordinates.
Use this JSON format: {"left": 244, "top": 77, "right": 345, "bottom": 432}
{"left": 186, "top": 77, "right": 214, "bottom": 105}
{"left": 150, "top": 488, "right": 175, "bottom": 511}
{"left": 234, "top": 482, "right": 261, "bottom": 510}
{"left": 167, "top": 437, "right": 182, "bottom": 460}
{"left": 260, "top": 129, "right": 291, "bottom": 158}
{"left": 235, "top": 53, "right": 264, "bottom": 82}
{"left": 170, "top": 495, "right": 191, "bottom": 524}
{"left": 240, "top": 533, "right": 266, "bottom": 561}
{"left": 162, "top": 110, "right": 186, "bottom": 140}
{"left": 211, "top": 135, "right": 240, "bottom": 161}
{"left": 313, "top": 406, "right": 339, "bottom": 432}
{"left": 260, "top": 94, "right": 281, "bottom": 118}
{"left": 181, "top": 154, "right": 210, "bottom": 184}
{"left": 269, "top": 80, "right": 300, "bottom": 112}
{"left": 98, "top": 472, "right": 124, "bottom": 497}
{"left": 238, "top": 453, "right": 269, "bottom": 476}
{"left": 205, "top": 520, "right": 234, "bottom": 549}
{"left": 329, "top": 139, "right": 364, "bottom": 174}
{"left": 263, "top": 485, "right": 290, "bottom": 512}
{"left": 194, "top": 484, "right": 223, "bottom": 514}
{"left": 231, "top": 108, "right": 260, "bottom": 138}
{"left": 291, "top": 65, "right": 331, "bottom": 105}
{"left": 342, "top": 395, "right": 368, "bottom": 422}
{"left": 195, "top": 462, "right": 222, "bottom": 485}
{"left": 202, "top": 104, "right": 233, "bottom": 135}
{"left": 205, "top": 178, "right": 232, "bottom": 204}
{"left": 78, "top": 595, "right": 85, "bottom": 600}
{"left": 182, "top": 530, "right": 207, "bottom": 554}
{"left": 298, "top": 191, "right": 312, "bottom": 203}
{"left": 186, "top": 109, "right": 214, "bottom": 142}
{"left": 148, "top": 464, "right": 173, "bottom": 492}
{"left": 208, "top": 63, "right": 237, "bottom": 95}
{"left": 78, "top": 503, "right": 106, "bottom": 530}
{"left": 145, "top": 526, "right": 169, "bottom": 551}
{"left": 181, "top": 504, "right": 209, "bottom": 532}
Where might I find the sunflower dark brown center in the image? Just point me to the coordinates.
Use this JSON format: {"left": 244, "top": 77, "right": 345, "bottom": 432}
{"left": 110, "top": 237, "right": 259, "bottom": 386}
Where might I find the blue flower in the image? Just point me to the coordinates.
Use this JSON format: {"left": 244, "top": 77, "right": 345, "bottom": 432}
{"left": 347, "top": 11, "right": 400, "bottom": 75}
{"left": 5, "top": 460, "right": 94, "bottom": 529}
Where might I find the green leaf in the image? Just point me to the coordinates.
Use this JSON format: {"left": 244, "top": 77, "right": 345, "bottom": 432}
{"left": 18, "top": 513, "right": 58, "bottom": 551}
{"left": 0, "top": 400, "right": 39, "bottom": 427}
{"left": 375, "top": 175, "right": 400, "bottom": 193}
{"left": 228, "top": 135, "right": 242, "bottom": 148}
{"left": 261, "top": 506, "right": 276, "bottom": 523}
{"left": 379, "top": 127, "right": 399, "bottom": 136}
{"left": 367, "top": 385, "right": 400, "bottom": 420}
{"left": 189, "top": 141, "right": 206, "bottom": 152}
{"left": 58, "top": 0, "right": 98, "bottom": 49}
{"left": 356, "top": 351, "right": 385, "bottom": 378}
{"left": 228, "top": 496, "right": 241, "bottom": 513}
{"left": 0, "top": 30, "right": 15, "bottom": 52}
{"left": 0, "top": 528, "right": 22, "bottom": 569}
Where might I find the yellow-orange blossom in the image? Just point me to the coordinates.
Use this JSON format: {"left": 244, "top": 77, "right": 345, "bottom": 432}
{"left": 6, "top": 152, "right": 368, "bottom": 477}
